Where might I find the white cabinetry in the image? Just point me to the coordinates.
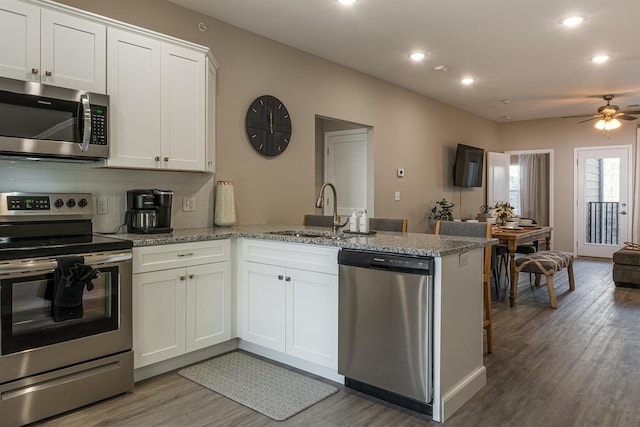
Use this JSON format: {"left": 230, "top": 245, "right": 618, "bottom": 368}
{"left": 133, "top": 240, "right": 231, "bottom": 368}
{"left": 0, "top": 0, "right": 106, "bottom": 93}
{"left": 239, "top": 239, "right": 339, "bottom": 368}
{"left": 106, "top": 27, "right": 212, "bottom": 172}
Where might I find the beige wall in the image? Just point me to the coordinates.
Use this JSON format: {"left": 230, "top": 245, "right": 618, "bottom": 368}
{"left": 57, "top": 0, "right": 501, "bottom": 232}
{"left": 499, "top": 119, "right": 637, "bottom": 252}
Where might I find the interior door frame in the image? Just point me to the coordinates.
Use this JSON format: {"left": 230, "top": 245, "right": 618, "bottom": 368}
{"left": 573, "top": 144, "right": 632, "bottom": 257}
{"left": 504, "top": 149, "right": 555, "bottom": 235}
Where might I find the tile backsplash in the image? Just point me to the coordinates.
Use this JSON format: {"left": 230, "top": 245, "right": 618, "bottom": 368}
{"left": 0, "top": 160, "right": 214, "bottom": 233}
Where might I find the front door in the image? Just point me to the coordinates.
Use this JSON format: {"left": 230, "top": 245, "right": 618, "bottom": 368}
{"left": 576, "top": 146, "right": 632, "bottom": 258}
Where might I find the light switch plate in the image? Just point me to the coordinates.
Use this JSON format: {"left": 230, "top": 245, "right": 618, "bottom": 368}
{"left": 97, "top": 197, "right": 108, "bottom": 215}
{"left": 182, "top": 197, "right": 196, "bottom": 212}
{"left": 395, "top": 191, "right": 401, "bottom": 201}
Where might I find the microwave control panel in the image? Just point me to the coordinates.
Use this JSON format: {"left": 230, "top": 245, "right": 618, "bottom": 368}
{"left": 91, "top": 105, "right": 107, "bottom": 145}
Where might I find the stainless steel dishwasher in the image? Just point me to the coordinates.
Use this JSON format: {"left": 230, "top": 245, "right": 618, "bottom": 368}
{"left": 338, "top": 249, "right": 434, "bottom": 414}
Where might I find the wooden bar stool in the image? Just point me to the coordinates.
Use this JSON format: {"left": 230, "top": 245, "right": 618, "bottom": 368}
{"left": 514, "top": 250, "right": 575, "bottom": 308}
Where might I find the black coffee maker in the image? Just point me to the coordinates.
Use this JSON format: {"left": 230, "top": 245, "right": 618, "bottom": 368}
{"left": 126, "top": 189, "right": 173, "bottom": 234}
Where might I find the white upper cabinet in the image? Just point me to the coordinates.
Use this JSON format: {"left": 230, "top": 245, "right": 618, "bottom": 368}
{"left": 107, "top": 28, "right": 209, "bottom": 172}
{"left": 160, "top": 43, "right": 205, "bottom": 171}
{"left": 0, "top": 0, "right": 106, "bottom": 93}
{"left": 106, "top": 27, "right": 161, "bottom": 169}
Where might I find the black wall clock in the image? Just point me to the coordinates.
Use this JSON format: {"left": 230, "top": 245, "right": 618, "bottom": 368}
{"left": 245, "top": 95, "right": 292, "bottom": 157}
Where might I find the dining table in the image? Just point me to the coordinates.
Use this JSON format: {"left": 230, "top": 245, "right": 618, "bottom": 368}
{"left": 491, "top": 225, "right": 553, "bottom": 307}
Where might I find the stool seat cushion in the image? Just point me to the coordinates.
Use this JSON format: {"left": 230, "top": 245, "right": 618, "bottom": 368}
{"left": 516, "top": 250, "right": 573, "bottom": 275}
{"left": 613, "top": 248, "right": 640, "bottom": 267}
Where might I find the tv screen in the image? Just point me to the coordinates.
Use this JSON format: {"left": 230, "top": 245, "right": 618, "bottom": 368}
{"left": 453, "top": 144, "right": 484, "bottom": 187}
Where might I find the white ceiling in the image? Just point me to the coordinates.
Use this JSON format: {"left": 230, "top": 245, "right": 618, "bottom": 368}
{"left": 168, "top": 0, "right": 640, "bottom": 123}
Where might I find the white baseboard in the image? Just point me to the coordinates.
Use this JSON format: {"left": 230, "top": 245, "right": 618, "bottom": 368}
{"left": 438, "top": 366, "right": 486, "bottom": 422}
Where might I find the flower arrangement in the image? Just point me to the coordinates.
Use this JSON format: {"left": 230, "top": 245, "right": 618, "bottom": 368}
{"left": 429, "top": 198, "right": 455, "bottom": 221}
{"left": 493, "top": 202, "right": 515, "bottom": 220}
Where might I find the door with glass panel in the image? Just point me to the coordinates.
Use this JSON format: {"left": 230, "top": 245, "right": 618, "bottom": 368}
{"left": 576, "top": 146, "right": 632, "bottom": 258}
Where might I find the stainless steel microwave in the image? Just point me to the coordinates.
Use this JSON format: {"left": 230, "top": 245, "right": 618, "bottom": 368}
{"left": 0, "top": 77, "right": 108, "bottom": 162}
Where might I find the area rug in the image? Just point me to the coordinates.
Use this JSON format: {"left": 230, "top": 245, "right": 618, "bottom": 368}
{"left": 178, "top": 351, "right": 338, "bottom": 421}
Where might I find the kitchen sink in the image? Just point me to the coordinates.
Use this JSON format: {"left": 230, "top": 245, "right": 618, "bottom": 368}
{"left": 268, "top": 230, "right": 355, "bottom": 240}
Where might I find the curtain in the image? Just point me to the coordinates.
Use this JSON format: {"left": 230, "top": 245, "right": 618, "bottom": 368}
{"left": 518, "top": 153, "right": 550, "bottom": 225}
{"left": 633, "top": 126, "right": 640, "bottom": 243}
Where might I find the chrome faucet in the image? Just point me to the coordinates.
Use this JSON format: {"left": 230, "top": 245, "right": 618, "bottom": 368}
{"left": 315, "top": 183, "right": 348, "bottom": 233}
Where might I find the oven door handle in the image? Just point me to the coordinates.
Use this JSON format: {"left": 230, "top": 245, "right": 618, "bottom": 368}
{"left": 0, "top": 251, "right": 132, "bottom": 274}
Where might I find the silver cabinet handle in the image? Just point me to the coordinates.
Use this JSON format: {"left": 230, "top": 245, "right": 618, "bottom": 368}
{"left": 31, "top": 68, "right": 39, "bottom": 74}
{"left": 45, "top": 70, "right": 52, "bottom": 76}
{"left": 80, "top": 95, "right": 91, "bottom": 152}
{"left": 189, "top": 274, "right": 194, "bottom": 279}
{"left": 285, "top": 276, "right": 291, "bottom": 282}
{"left": 278, "top": 275, "right": 284, "bottom": 280}
{"left": 180, "top": 275, "right": 186, "bottom": 281}
{"left": 177, "top": 253, "right": 194, "bottom": 257}
{"left": 164, "top": 157, "right": 169, "bottom": 162}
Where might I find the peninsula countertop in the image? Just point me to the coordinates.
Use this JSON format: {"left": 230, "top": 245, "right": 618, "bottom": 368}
{"left": 108, "top": 224, "right": 495, "bottom": 257}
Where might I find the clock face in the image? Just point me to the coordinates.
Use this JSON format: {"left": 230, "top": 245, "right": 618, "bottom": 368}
{"left": 245, "top": 95, "right": 292, "bottom": 157}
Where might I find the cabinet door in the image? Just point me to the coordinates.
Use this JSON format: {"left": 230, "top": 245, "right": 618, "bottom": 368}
{"left": 286, "top": 269, "right": 338, "bottom": 368}
{"left": 185, "top": 261, "right": 231, "bottom": 352}
{"left": 106, "top": 27, "right": 161, "bottom": 169}
{"left": 160, "top": 43, "right": 205, "bottom": 171}
{"left": 133, "top": 268, "right": 186, "bottom": 368}
{"left": 0, "top": 0, "right": 39, "bottom": 82}
{"left": 40, "top": 9, "right": 106, "bottom": 93}
{"left": 239, "top": 262, "right": 286, "bottom": 352}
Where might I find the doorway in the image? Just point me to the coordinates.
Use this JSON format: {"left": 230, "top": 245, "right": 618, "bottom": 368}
{"left": 575, "top": 145, "right": 632, "bottom": 258}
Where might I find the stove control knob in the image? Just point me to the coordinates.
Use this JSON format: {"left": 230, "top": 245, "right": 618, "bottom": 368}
{"left": 66, "top": 198, "right": 76, "bottom": 208}
{"left": 78, "top": 198, "right": 88, "bottom": 208}
{"left": 54, "top": 198, "right": 64, "bottom": 208}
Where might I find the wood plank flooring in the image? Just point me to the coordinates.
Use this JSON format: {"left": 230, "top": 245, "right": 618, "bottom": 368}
{"left": 37, "top": 258, "right": 640, "bottom": 426}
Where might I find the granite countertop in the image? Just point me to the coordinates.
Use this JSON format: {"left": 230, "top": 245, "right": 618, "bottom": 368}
{"left": 109, "top": 224, "right": 494, "bottom": 257}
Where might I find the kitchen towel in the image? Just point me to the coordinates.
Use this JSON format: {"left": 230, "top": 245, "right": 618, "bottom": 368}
{"left": 51, "top": 256, "right": 99, "bottom": 322}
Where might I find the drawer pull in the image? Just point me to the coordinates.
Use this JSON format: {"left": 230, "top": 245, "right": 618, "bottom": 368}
{"left": 278, "top": 275, "right": 284, "bottom": 280}
{"left": 177, "top": 253, "right": 195, "bottom": 257}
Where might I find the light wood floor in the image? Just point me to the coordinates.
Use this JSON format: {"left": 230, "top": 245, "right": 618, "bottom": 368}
{"left": 37, "top": 258, "right": 640, "bottom": 426}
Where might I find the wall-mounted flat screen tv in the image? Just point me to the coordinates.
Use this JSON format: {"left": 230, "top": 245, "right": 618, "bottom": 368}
{"left": 453, "top": 143, "right": 484, "bottom": 187}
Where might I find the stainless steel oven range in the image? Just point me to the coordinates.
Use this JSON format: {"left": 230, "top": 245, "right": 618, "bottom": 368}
{"left": 0, "top": 192, "right": 133, "bottom": 426}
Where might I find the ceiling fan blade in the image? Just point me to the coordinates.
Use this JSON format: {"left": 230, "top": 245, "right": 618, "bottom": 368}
{"left": 621, "top": 110, "right": 640, "bottom": 115}
{"left": 577, "top": 117, "right": 600, "bottom": 124}
{"left": 563, "top": 114, "right": 599, "bottom": 119}
{"left": 616, "top": 114, "right": 637, "bottom": 121}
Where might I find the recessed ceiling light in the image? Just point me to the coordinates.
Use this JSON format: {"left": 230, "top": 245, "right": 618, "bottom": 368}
{"left": 336, "top": 0, "right": 357, "bottom": 5}
{"left": 562, "top": 15, "right": 586, "bottom": 27}
{"left": 409, "top": 52, "right": 426, "bottom": 62}
{"left": 461, "top": 77, "right": 475, "bottom": 85}
{"left": 502, "top": 116, "right": 512, "bottom": 120}
{"left": 592, "top": 55, "right": 610, "bottom": 63}
{"left": 433, "top": 65, "right": 448, "bottom": 72}
{"left": 502, "top": 99, "right": 511, "bottom": 104}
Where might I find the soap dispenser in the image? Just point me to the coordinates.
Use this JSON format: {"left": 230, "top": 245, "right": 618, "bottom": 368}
{"left": 350, "top": 210, "right": 359, "bottom": 232}
{"left": 359, "top": 210, "right": 368, "bottom": 233}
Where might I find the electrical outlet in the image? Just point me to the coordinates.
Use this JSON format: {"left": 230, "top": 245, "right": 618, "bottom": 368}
{"left": 182, "top": 197, "right": 196, "bottom": 212}
{"left": 97, "top": 197, "right": 108, "bottom": 215}
{"left": 394, "top": 191, "right": 401, "bottom": 201}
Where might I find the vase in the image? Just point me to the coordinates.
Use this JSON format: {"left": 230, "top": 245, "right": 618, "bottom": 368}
{"left": 214, "top": 180, "right": 236, "bottom": 226}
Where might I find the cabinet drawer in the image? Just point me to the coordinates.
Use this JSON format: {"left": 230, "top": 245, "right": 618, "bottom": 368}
{"left": 133, "top": 240, "right": 230, "bottom": 273}
{"left": 241, "top": 239, "right": 338, "bottom": 275}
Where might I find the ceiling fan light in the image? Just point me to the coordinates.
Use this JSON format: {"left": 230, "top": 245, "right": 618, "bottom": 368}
{"left": 595, "top": 118, "right": 621, "bottom": 130}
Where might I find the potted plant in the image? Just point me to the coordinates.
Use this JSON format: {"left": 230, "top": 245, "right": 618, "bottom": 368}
{"left": 493, "top": 202, "right": 515, "bottom": 224}
{"left": 429, "top": 198, "right": 455, "bottom": 221}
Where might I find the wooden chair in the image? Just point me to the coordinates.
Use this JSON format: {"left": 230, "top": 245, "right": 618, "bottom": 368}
{"left": 302, "top": 214, "right": 337, "bottom": 227}
{"left": 435, "top": 220, "right": 493, "bottom": 353}
{"left": 369, "top": 218, "right": 408, "bottom": 232}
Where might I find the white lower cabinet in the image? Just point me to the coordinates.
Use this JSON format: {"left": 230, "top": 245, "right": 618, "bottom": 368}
{"left": 239, "top": 239, "right": 339, "bottom": 369}
{"left": 133, "top": 240, "right": 231, "bottom": 368}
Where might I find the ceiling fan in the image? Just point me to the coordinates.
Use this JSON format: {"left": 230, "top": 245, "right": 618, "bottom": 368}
{"left": 566, "top": 95, "right": 640, "bottom": 131}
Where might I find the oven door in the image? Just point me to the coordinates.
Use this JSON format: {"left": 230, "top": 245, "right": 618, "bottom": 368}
{"left": 0, "top": 251, "right": 132, "bottom": 384}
